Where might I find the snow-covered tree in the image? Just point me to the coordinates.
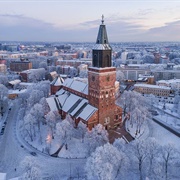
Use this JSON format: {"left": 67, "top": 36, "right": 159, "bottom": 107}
{"left": 39, "top": 61, "right": 47, "bottom": 70}
{"left": 131, "top": 139, "right": 148, "bottom": 180}
{"left": 24, "top": 113, "right": 36, "bottom": 142}
{"left": 38, "top": 81, "right": 50, "bottom": 98}
{"left": 79, "top": 70, "right": 88, "bottom": 78}
{"left": 27, "top": 81, "right": 50, "bottom": 98}
{"left": 0, "top": 84, "right": 8, "bottom": 101}
{"left": 85, "top": 143, "right": 129, "bottom": 180}
{"left": 116, "top": 70, "right": 125, "bottom": 82}
{"left": 0, "top": 84, "right": 8, "bottom": 115}
{"left": 28, "top": 68, "right": 45, "bottom": 82}
{"left": 161, "top": 143, "right": 177, "bottom": 180}
{"left": 118, "top": 90, "right": 147, "bottom": 116}
{"left": 113, "top": 138, "right": 126, "bottom": 153}
{"left": 77, "top": 121, "right": 87, "bottom": 142}
{"left": 145, "top": 138, "right": 161, "bottom": 178}
{"left": 27, "top": 90, "right": 44, "bottom": 109}
{"left": 0, "top": 75, "right": 8, "bottom": 85}
{"left": 45, "top": 111, "right": 57, "bottom": 139}
{"left": 130, "top": 106, "right": 149, "bottom": 134}
{"left": 56, "top": 65, "right": 61, "bottom": 74}
{"left": 177, "top": 102, "right": 180, "bottom": 116}
{"left": 85, "top": 124, "right": 109, "bottom": 154}
{"left": 39, "top": 97, "right": 50, "bottom": 115}
{"left": 20, "top": 156, "right": 41, "bottom": 180}
{"left": 147, "top": 94, "right": 158, "bottom": 110}
{"left": 56, "top": 119, "right": 73, "bottom": 148}
{"left": 69, "top": 67, "right": 78, "bottom": 78}
{"left": 47, "top": 66, "right": 56, "bottom": 73}
{"left": 142, "top": 54, "right": 155, "bottom": 63}
{"left": 30, "top": 103, "right": 44, "bottom": 132}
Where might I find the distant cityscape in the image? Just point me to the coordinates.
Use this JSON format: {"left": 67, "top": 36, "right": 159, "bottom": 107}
{"left": 0, "top": 30, "right": 180, "bottom": 180}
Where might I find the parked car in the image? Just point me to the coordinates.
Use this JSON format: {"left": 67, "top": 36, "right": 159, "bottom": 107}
{"left": 30, "top": 152, "right": 37, "bottom": 156}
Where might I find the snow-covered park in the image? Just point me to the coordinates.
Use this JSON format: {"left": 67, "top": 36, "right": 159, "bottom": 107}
{"left": 0, "top": 83, "right": 180, "bottom": 180}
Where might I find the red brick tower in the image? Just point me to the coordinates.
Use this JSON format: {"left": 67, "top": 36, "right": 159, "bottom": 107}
{"left": 88, "top": 15, "right": 121, "bottom": 130}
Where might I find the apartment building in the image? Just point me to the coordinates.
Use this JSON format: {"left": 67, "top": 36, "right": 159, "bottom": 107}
{"left": 134, "top": 84, "right": 171, "bottom": 97}
{"left": 10, "top": 60, "right": 32, "bottom": 72}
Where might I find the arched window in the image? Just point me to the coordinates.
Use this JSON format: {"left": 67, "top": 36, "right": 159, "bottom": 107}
{"left": 106, "top": 91, "right": 108, "bottom": 98}
{"left": 106, "top": 55, "right": 110, "bottom": 67}
{"left": 93, "top": 54, "right": 98, "bottom": 67}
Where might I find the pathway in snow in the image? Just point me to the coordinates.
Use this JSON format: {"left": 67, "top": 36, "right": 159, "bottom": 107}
{"left": 0, "top": 99, "right": 28, "bottom": 178}
{"left": 142, "top": 118, "right": 180, "bottom": 149}
{"left": 0, "top": 100, "right": 86, "bottom": 179}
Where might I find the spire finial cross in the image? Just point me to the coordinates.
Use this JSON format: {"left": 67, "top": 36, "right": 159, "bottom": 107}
{"left": 101, "top": 14, "right": 104, "bottom": 24}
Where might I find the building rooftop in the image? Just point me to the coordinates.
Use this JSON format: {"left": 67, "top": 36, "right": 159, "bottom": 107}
{"left": 46, "top": 91, "right": 97, "bottom": 121}
{"left": 157, "top": 79, "right": 180, "bottom": 84}
{"left": 62, "top": 78, "right": 88, "bottom": 95}
{"left": 134, "top": 84, "right": 171, "bottom": 90}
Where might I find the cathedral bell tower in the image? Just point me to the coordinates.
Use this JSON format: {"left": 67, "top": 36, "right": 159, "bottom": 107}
{"left": 88, "top": 15, "right": 117, "bottom": 130}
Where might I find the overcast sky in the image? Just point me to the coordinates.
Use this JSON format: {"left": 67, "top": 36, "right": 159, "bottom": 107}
{"left": 0, "top": 0, "right": 180, "bottom": 42}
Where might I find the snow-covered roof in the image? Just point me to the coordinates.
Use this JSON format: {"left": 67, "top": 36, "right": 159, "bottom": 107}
{"left": 77, "top": 104, "right": 97, "bottom": 121}
{"left": 9, "top": 79, "right": 21, "bottom": 85}
{"left": 89, "top": 66, "right": 115, "bottom": 71}
{"left": 50, "top": 71, "right": 58, "bottom": 76}
{"left": 46, "top": 97, "right": 58, "bottom": 111}
{"left": 157, "top": 79, "right": 180, "bottom": 84}
{"left": 46, "top": 90, "right": 97, "bottom": 121}
{"left": 134, "top": 84, "right": 171, "bottom": 90}
{"left": 63, "top": 78, "right": 74, "bottom": 87}
{"left": 19, "top": 82, "right": 34, "bottom": 87}
{"left": 62, "top": 93, "right": 80, "bottom": 112}
{"left": 70, "top": 81, "right": 87, "bottom": 93}
{"left": 8, "top": 89, "right": 27, "bottom": 94}
{"left": 56, "top": 88, "right": 65, "bottom": 96}
{"left": 137, "top": 77, "right": 148, "bottom": 81}
{"left": 92, "top": 44, "right": 111, "bottom": 50}
{"left": 70, "top": 99, "right": 88, "bottom": 116}
{"left": 51, "top": 76, "right": 64, "bottom": 86}
{"left": 63, "top": 78, "right": 88, "bottom": 95}
{"left": 82, "top": 84, "right": 88, "bottom": 94}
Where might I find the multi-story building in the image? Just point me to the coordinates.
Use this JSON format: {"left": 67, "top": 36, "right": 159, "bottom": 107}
{"left": 137, "top": 74, "right": 154, "bottom": 84}
{"left": 134, "top": 84, "right": 171, "bottom": 97}
{"left": 157, "top": 79, "right": 180, "bottom": 95}
{"left": 10, "top": 60, "right": 32, "bottom": 72}
{"left": 56, "top": 58, "right": 92, "bottom": 68}
{"left": 152, "top": 70, "right": 180, "bottom": 81}
{"left": 118, "top": 67, "right": 151, "bottom": 80}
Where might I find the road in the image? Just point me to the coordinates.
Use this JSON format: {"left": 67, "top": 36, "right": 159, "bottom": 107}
{"left": 141, "top": 118, "right": 180, "bottom": 149}
{"left": 0, "top": 99, "right": 86, "bottom": 179}
{"left": 0, "top": 99, "right": 26, "bottom": 178}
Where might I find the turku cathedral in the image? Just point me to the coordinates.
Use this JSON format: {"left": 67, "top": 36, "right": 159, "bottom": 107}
{"left": 47, "top": 16, "right": 122, "bottom": 130}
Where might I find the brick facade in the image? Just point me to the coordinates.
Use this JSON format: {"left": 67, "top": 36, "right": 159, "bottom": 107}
{"left": 10, "top": 61, "right": 32, "bottom": 72}
{"left": 88, "top": 67, "right": 122, "bottom": 129}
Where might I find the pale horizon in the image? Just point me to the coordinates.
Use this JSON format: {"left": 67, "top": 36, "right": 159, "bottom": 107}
{"left": 0, "top": 0, "right": 180, "bottom": 42}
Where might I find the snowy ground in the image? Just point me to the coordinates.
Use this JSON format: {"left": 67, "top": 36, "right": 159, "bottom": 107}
{"left": 0, "top": 100, "right": 86, "bottom": 179}
{"left": 141, "top": 118, "right": 180, "bottom": 149}
{"left": 0, "top": 99, "right": 180, "bottom": 179}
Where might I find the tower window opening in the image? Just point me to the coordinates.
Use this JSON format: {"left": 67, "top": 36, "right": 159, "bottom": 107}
{"left": 104, "top": 39, "right": 106, "bottom": 44}
{"left": 106, "top": 91, "right": 108, "bottom": 98}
